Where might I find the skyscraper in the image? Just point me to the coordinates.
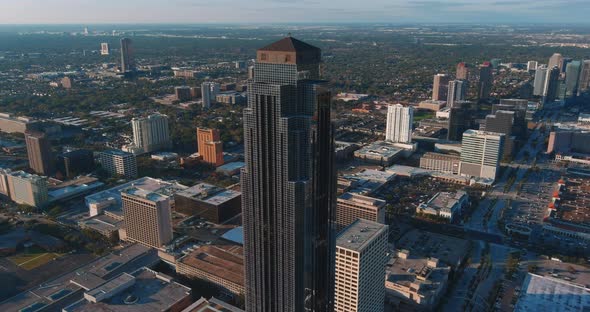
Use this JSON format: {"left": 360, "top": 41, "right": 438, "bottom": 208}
{"left": 196, "top": 128, "right": 224, "bottom": 166}
{"left": 533, "top": 66, "right": 548, "bottom": 96}
{"left": 25, "top": 131, "right": 54, "bottom": 176}
{"left": 334, "top": 219, "right": 388, "bottom": 312}
{"left": 100, "top": 43, "right": 110, "bottom": 55}
{"left": 201, "top": 82, "right": 220, "bottom": 109}
{"left": 578, "top": 60, "right": 590, "bottom": 94}
{"left": 548, "top": 53, "right": 564, "bottom": 72}
{"left": 385, "top": 104, "right": 413, "bottom": 143}
{"left": 432, "top": 74, "right": 450, "bottom": 101}
{"left": 447, "top": 80, "right": 467, "bottom": 108}
{"left": 456, "top": 62, "right": 470, "bottom": 80}
{"left": 478, "top": 62, "right": 493, "bottom": 100}
{"left": 126, "top": 113, "right": 171, "bottom": 154}
{"left": 565, "top": 60, "right": 582, "bottom": 98}
{"left": 241, "top": 37, "right": 336, "bottom": 312}
{"left": 527, "top": 61, "right": 538, "bottom": 72}
{"left": 459, "top": 130, "right": 505, "bottom": 181}
{"left": 120, "top": 38, "right": 134, "bottom": 72}
{"left": 543, "top": 66, "right": 561, "bottom": 104}
{"left": 98, "top": 150, "right": 137, "bottom": 179}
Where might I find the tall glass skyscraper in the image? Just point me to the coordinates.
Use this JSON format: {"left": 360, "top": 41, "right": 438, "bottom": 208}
{"left": 241, "top": 37, "right": 336, "bottom": 312}
{"left": 120, "top": 38, "right": 134, "bottom": 72}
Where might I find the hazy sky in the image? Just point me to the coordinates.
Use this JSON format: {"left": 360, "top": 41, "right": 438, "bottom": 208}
{"left": 1, "top": 0, "right": 589, "bottom": 24}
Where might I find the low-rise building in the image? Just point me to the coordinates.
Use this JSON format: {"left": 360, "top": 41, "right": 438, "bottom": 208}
{"left": 385, "top": 250, "right": 450, "bottom": 308}
{"left": 0, "top": 112, "right": 36, "bottom": 133}
{"left": 396, "top": 229, "right": 469, "bottom": 269}
{"left": 419, "top": 152, "right": 461, "bottom": 175}
{"left": 416, "top": 191, "right": 469, "bottom": 222}
{"left": 418, "top": 100, "right": 446, "bottom": 111}
{"left": 336, "top": 192, "right": 386, "bottom": 230}
{"left": 182, "top": 297, "right": 244, "bottom": 312}
{"left": 174, "top": 183, "right": 241, "bottom": 223}
{"left": 176, "top": 244, "right": 245, "bottom": 296}
{"left": 78, "top": 213, "right": 124, "bottom": 241}
{"left": 354, "top": 141, "right": 403, "bottom": 166}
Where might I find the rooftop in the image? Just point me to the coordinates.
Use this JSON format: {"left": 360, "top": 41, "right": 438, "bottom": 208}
{"left": 336, "top": 219, "right": 388, "bottom": 252}
{"left": 338, "top": 192, "right": 386, "bottom": 207}
{"left": 79, "top": 214, "right": 123, "bottom": 234}
{"left": 354, "top": 141, "right": 403, "bottom": 159}
{"left": 101, "top": 149, "right": 134, "bottom": 157}
{"left": 386, "top": 253, "right": 450, "bottom": 297}
{"left": 181, "top": 297, "right": 244, "bottom": 312}
{"left": 175, "top": 183, "right": 241, "bottom": 205}
{"left": 178, "top": 244, "right": 244, "bottom": 287}
{"left": 396, "top": 229, "right": 469, "bottom": 268}
{"left": 259, "top": 36, "right": 319, "bottom": 53}
{"left": 427, "top": 191, "right": 468, "bottom": 210}
{"left": 514, "top": 273, "right": 590, "bottom": 312}
{"left": 122, "top": 186, "right": 169, "bottom": 202}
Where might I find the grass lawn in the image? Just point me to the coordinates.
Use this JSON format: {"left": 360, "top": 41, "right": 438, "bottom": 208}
{"left": 8, "top": 246, "right": 64, "bottom": 270}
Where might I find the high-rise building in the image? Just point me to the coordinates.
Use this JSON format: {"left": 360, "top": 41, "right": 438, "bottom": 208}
{"left": 478, "top": 62, "right": 493, "bottom": 100}
{"left": 432, "top": 74, "right": 450, "bottom": 101}
{"left": 5, "top": 171, "right": 48, "bottom": 207}
{"left": 201, "top": 82, "right": 220, "bottom": 109}
{"left": 561, "top": 58, "right": 573, "bottom": 73}
{"left": 533, "top": 66, "right": 548, "bottom": 96}
{"left": 241, "top": 37, "right": 336, "bottom": 312}
{"left": 543, "top": 66, "right": 561, "bottom": 104}
{"left": 565, "top": 60, "right": 582, "bottom": 98}
{"left": 456, "top": 62, "right": 470, "bottom": 80}
{"left": 100, "top": 43, "right": 110, "bottom": 55}
{"left": 56, "top": 149, "right": 94, "bottom": 178}
{"left": 120, "top": 38, "right": 134, "bottom": 72}
{"left": 447, "top": 80, "right": 467, "bottom": 108}
{"left": 527, "top": 61, "right": 538, "bottom": 72}
{"left": 335, "top": 193, "right": 386, "bottom": 231}
{"left": 447, "top": 101, "right": 474, "bottom": 142}
{"left": 121, "top": 186, "right": 173, "bottom": 249}
{"left": 482, "top": 110, "right": 516, "bottom": 158}
{"left": 175, "top": 86, "right": 192, "bottom": 102}
{"left": 196, "top": 128, "right": 224, "bottom": 166}
{"left": 459, "top": 130, "right": 505, "bottom": 181}
{"left": 25, "top": 131, "right": 54, "bottom": 176}
{"left": 334, "top": 219, "right": 388, "bottom": 312}
{"left": 577, "top": 60, "right": 590, "bottom": 95}
{"left": 98, "top": 150, "right": 137, "bottom": 179}
{"left": 548, "top": 53, "right": 564, "bottom": 72}
{"left": 385, "top": 104, "right": 413, "bottom": 143}
{"left": 495, "top": 99, "right": 528, "bottom": 139}
{"left": 126, "top": 113, "right": 171, "bottom": 154}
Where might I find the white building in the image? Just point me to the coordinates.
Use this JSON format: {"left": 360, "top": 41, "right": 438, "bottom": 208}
{"left": 201, "top": 82, "right": 220, "bottom": 109}
{"left": 527, "top": 60, "right": 538, "bottom": 72}
{"left": 4, "top": 171, "right": 48, "bottom": 207}
{"left": 334, "top": 219, "right": 389, "bottom": 312}
{"left": 98, "top": 150, "right": 137, "bottom": 179}
{"left": 416, "top": 191, "right": 468, "bottom": 222}
{"left": 124, "top": 113, "right": 171, "bottom": 155}
{"left": 385, "top": 104, "right": 413, "bottom": 144}
{"left": 100, "top": 43, "right": 109, "bottom": 55}
{"left": 447, "top": 80, "right": 467, "bottom": 108}
{"left": 459, "top": 130, "right": 505, "bottom": 181}
{"left": 533, "top": 66, "right": 547, "bottom": 96}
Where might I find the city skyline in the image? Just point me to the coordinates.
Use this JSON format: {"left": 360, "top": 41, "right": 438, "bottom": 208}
{"left": 1, "top": 0, "right": 590, "bottom": 25}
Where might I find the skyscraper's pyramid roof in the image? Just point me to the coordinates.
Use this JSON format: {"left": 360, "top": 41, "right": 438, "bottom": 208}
{"left": 259, "top": 36, "right": 319, "bottom": 52}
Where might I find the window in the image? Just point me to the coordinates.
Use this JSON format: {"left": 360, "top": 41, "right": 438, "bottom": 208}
{"left": 260, "top": 53, "right": 267, "bottom": 61}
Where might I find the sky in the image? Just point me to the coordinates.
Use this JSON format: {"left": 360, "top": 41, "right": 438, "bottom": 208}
{"left": 0, "top": 0, "right": 589, "bottom": 24}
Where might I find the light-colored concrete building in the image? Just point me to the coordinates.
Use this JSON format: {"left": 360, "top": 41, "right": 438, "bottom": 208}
{"left": 336, "top": 192, "right": 386, "bottom": 230}
{"left": 432, "top": 74, "right": 450, "bottom": 101}
{"left": 334, "top": 219, "right": 389, "bottom": 312}
{"left": 416, "top": 191, "right": 469, "bottom": 222}
{"left": 202, "top": 82, "right": 220, "bottom": 109}
{"left": 419, "top": 152, "right": 461, "bottom": 175}
{"left": 98, "top": 149, "right": 137, "bottom": 179}
{"left": 3, "top": 170, "right": 48, "bottom": 207}
{"left": 124, "top": 113, "right": 171, "bottom": 155}
{"left": 0, "top": 113, "right": 36, "bottom": 134}
{"left": 459, "top": 130, "right": 505, "bottom": 181}
{"left": 385, "top": 104, "right": 413, "bottom": 144}
{"left": 121, "top": 186, "right": 173, "bottom": 249}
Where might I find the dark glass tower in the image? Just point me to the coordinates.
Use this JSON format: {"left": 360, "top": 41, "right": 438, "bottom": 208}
{"left": 241, "top": 37, "right": 336, "bottom": 312}
{"left": 120, "top": 38, "right": 134, "bottom": 72}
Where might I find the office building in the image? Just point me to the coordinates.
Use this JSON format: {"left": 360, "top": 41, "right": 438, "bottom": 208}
{"left": 432, "top": 74, "right": 450, "bottom": 101}
{"left": 174, "top": 182, "right": 241, "bottom": 223}
{"left": 56, "top": 149, "right": 94, "bottom": 178}
{"left": 495, "top": 99, "right": 528, "bottom": 138}
{"left": 482, "top": 110, "right": 516, "bottom": 158}
{"left": 418, "top": 100, "right": 446, "bottom": 111}
{"left": 565, "top": 60, "right": 582, "bottom": 98}
{"left": 100, "top": 42, "right": 109, "bottom": 55}
{"left": 126, "top": 113, "right": 171, "bottom": 155}
{"left": 0, "top": 113, "right": 36, "bottom": 133}
{"left": 336, "top": 192, "right": 386, "bottom": 230}
{"left": 183, "top": 297, "right": 244, "bottom": 312}
{"left": 543, "top": 66, "right": 561, "bottom": 104}
{"left": 527, "top": 61, "right": 538, "bottom": 72}
{"left": 334, "top": 219, "right": 388, "bottom": 312}
{"left": 201, "top": 82, "right": 220, "bottom": 109}
{"left": 548, "top": 53, "right": 564, "bottom": 72}
{"left": 578, "top": 60, "right": 590, "bottom": 94}
{"left": 120, "top": 38, "right": 134, "bottom": 72}
{"left": 385, "top": 250, "right": 451, "bottom": 308}
{"left": 547, "top": 130, "right": 590, "bottom": 154}
{"left": 63, "top": 268, "right": 193, "bottom": 312}
{"left": 354, "top": 141, "right": 403, "bottom": 166}
{"left": 385, "top": 104, "right": 413, "bottom": 143}
{"left": 176, "top": 244, "right": 245, "bottom": 296}
{"left": 122, "top": 186, "right": 173, "bottom": 249}
{"left": 175, "top": 86, "right": 192, "bottom": 102}
{"left": 533, "top": 66, "right": 548, "bottom": 96}
{"left": 197, "top": 128, "right": 224, "bottom": 166}
{"left": 416, "top": 191, "right": 468, "bottom": 222}
{"left": 419, "top": 152, "right": 461, "bottom": 175}
{"left": 478, "top": 62, "right": 493, "bottom": 100}
{"left": 459, "top": 130, "right": 505, "bottom": 181}
{"left": 25, "top": 130, "right": 54, "bottom": 176}
{"left": 456, "top": 62, "right": 470, "bottom": 80}
{"left": 5, "top": 171, "right": 48, "bottom": 207}
{"left": 447, "top": 80, "right": 467, "bottom": 108}
{"left": 98, "top": 150, "right": 137, "bottom": 179}
{"left": 446, "top": 101, "right": 474, "bottom": 141}
{"left": 241, "top": 37, "right": 336, "bottom": 312}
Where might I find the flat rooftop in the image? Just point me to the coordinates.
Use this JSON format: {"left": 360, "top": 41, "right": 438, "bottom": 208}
{"left": 216, "top": 161, "right": 245, "bottom": 172}
{"left": 347, "top": 169, "right": 396, "bottom": 183}
{"left": 338, "top": 192, "right": 386, "bottom": 207}
{"left": 64, "top": 268, "right": 191, "bottom": 312}
{"left": 178, "top": 244, "right": 244, "bottom": 287}
{"left": 122, "top": 186, "right": 169, "bottom": 202}
{"left": 386, "top": 255, "right": 450, "bottom": 295}
{"left": 555, "top": 175, "right": 590, "bottom": 224}
{"left": 336, "top": 219, "right": 388, "bottom": 252}
{"left": 79, "top": 214, "right": 123, "bottom": 233}
{"left": 101, "top": 149, "right": 134, "bottom": 157}
{"left": 182, "top": 297, "right": 244, "bottom": 312}
{"left": 514, "top": 273, "right": 590, "bottom": 312}
{"left": 175, "top": 183, "right": 241, "bottom": 205}
{"left": 427, "top": 191, "right": 467, "bottom": 210}
{"left": 396, "top": 229, "right": 469, "bottom": 268}
{"left": 355, "top": 141, "right": 403, "bottom": 159}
